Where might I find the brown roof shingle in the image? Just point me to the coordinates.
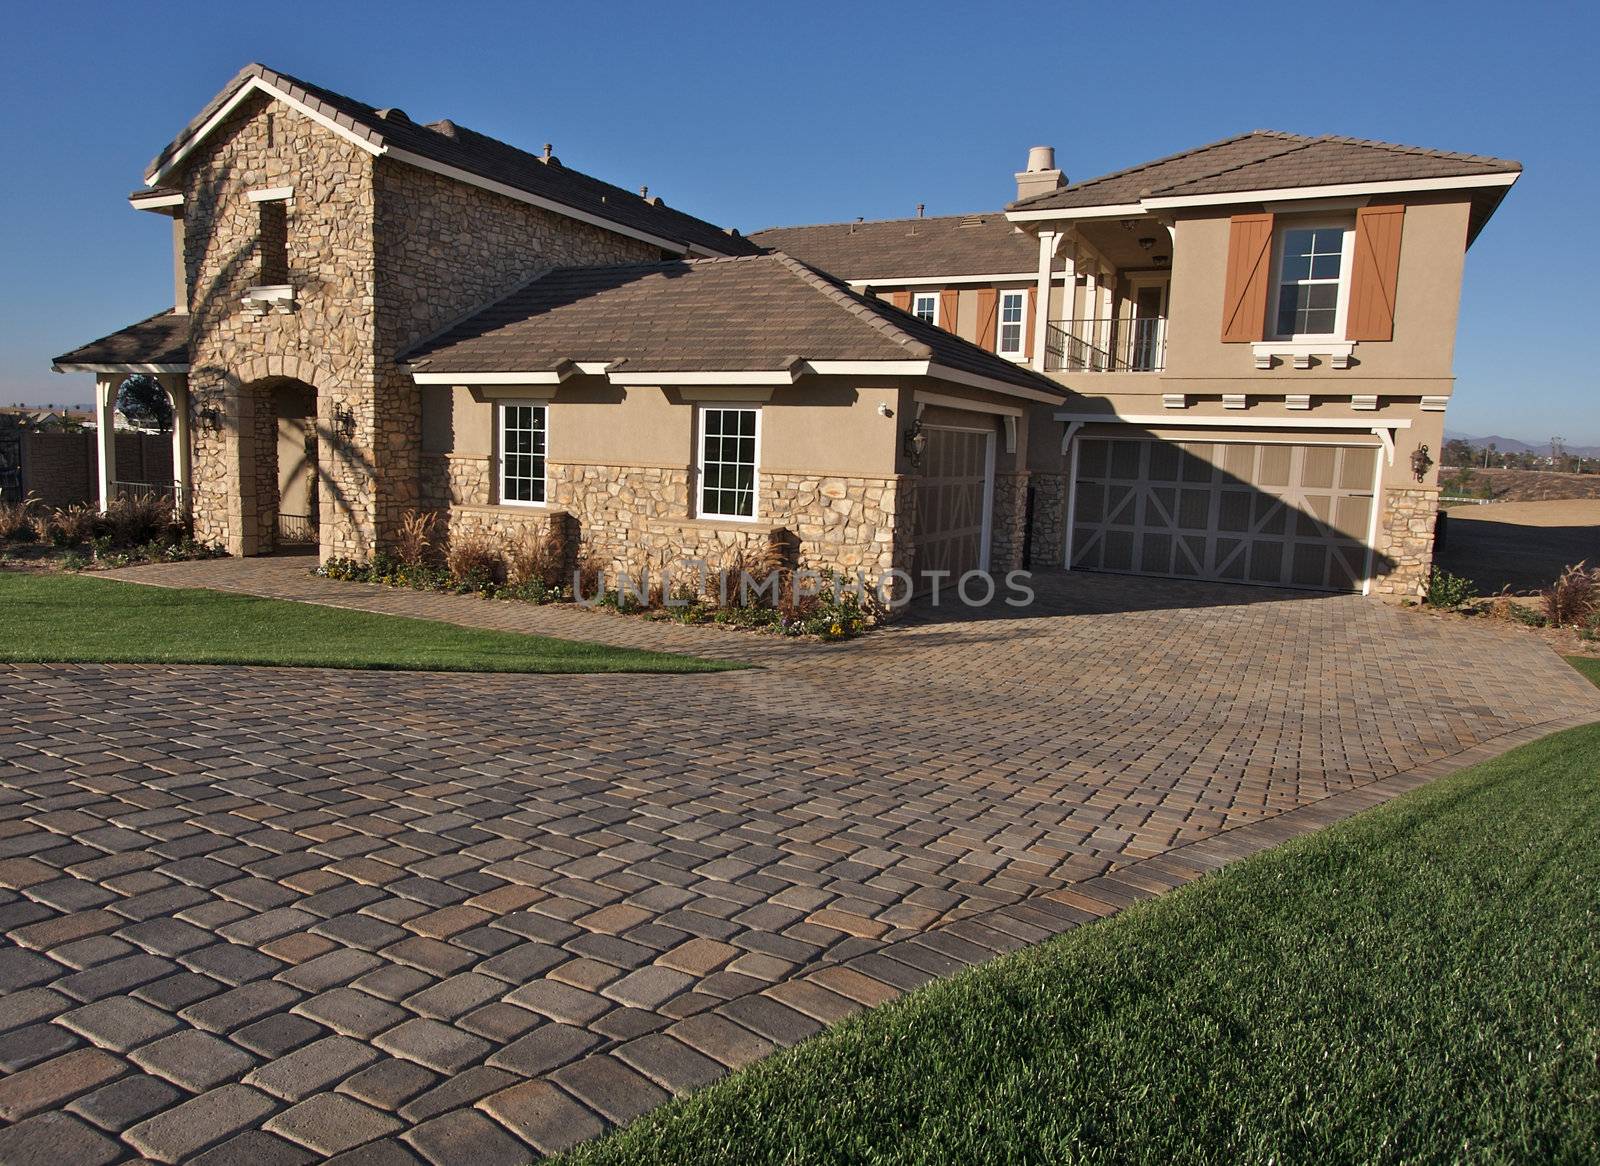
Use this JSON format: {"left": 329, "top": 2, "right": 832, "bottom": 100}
{"left": 1010, "top": 130, "right": 1521, "bottom": 211}
{"left": 146, "top": 63, "right": 759, "bottom": 259}
{"left": 52, "top": 311, "right": 189, "bottom": 370}
{"left": 403, "top": 253, "right": 1061, "bottom": 395}
{"left": 749, "top": 214, "right": 1035, "bottom": 281}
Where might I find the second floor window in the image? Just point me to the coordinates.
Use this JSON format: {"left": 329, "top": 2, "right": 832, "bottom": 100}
{"left": 258, "top": 199, "right": 289, "bottom": 286}
{"left": 1274, "top": 226, "right": 1349, "bottom": 337}
{"left": 498, "top": 402, "right": 547, "bottom": 505}
{"left": 912, "top": 293, "right": 938, "bottom": 325}
{"left": 997, "top": 290, "right": 1027, "bottom": 356}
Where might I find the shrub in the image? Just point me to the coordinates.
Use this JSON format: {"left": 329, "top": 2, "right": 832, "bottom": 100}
{"left": 394, "top": 509, "right": 435, "bottom": 568}
{"left": 445, "top": 531, "right": 502, "bottom": 590}
{"left": 1425, "top": 567, "right": 1478, "bottom": 609}
{"left": 1489, "top": 587, "right": 1547, "bottom": 627}
{"left": 105, "top": 493, "right": 181, "bottom": 547}
{"left": 47, "top": 504, "right": 102, "bottom": 547}
{"left": 0, "top": 494, "right": 41, "bottom": 542}
{"left": 1543, "top": 561, "right": 1599, "bottom": 628}
{"left": 506, "top": 528, "right": 558, "bottom": 590}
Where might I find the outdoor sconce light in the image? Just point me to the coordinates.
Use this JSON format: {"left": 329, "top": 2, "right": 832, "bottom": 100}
{"left": 1410, "top": 443, "right": 1434, "bottom": 483}
{"left": 331, "top": 403, "right": 357, "bottom": 445}
{"left": 1138, "top": 236, "right": 1156, "bottom": 251}
{"left": 197, "top": 404, "right": 224, "bottom": 434}
{"left": 903, "top": 418, "right": 928, "bottom": 469}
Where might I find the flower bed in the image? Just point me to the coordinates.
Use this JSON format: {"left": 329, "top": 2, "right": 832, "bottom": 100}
{"left": 0, "top": 493, "right": 223, "bottom": 572}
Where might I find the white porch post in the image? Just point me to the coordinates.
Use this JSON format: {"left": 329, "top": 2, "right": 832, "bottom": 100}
{"left": 164, "top": 374, "right": 191, "bottom": 513}
{"left": 1031, "top": 229, "right": 1058, "bottom": 372}
{"left": 1081, "top": 253, "right": 1100, "bottom": 370}
{"left": 94, "top": 374, "right": 118, "bottom": 513}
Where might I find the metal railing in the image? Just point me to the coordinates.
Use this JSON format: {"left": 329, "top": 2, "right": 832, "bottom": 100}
{"left": 1045, "top": 316, "right": 1166, "bottom": 373}
{"left": 112, "top": 480, "right": 179, "bottom": 504}
{"left": 276, "top": 511, "right": 318, "bottom": 544}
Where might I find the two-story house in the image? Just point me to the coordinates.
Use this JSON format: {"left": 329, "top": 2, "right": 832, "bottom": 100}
{"left": 757, "top": 135, "right": 1520, "bottom": 596}
{"left": 55, "top": 64, "right": 1517, "bottom": 598}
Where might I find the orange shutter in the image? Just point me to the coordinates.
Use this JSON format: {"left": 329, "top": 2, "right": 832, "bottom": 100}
{"left": 1024, "top": 287, "right": 1037, "bottom": 357}
{"left": 1220, "top": 212, "right": 1274, "bottom": 342}
{"left": 888, "top": 290, "right": 911, "bottom": 312}
{"left": 975, "top": 288, "right": 998, "bottom": 350}
{"left": 1346, "top": 203, "right": 1406, "bottom": 341}
{"left": 938, "top": 288, "right": 960, "bottom": 334}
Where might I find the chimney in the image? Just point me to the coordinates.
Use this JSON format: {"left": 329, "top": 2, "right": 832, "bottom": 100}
{"left": 1015, "top": 144, "right": 1066, "bottom": 202}
{"left": 915, "top": 203, "right": 925, "bottom": 218}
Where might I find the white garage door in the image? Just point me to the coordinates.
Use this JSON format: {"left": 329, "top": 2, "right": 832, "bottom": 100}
{"left": 914, "top": 426, "right": 994, "bottom": 579}
{"left": 1070, "top": 438, "right": 1377, "bottom": 591}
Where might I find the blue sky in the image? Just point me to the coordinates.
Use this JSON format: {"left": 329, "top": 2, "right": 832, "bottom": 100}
{"left": 3, "top": 0, "right": 1594, "bottom": 442}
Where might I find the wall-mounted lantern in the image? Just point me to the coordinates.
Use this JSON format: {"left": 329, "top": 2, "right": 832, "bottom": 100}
{"left": 197, "top": 404, "right": 224, "bottom": 434}
{"left": 1410, "top": 443, "right": 1434, "bottom": 483}
{"left": 903, "top": 418, "right": 928, "bottom": 469}
{"left": 331, "top": 403, "right": 357, "bottom": 446}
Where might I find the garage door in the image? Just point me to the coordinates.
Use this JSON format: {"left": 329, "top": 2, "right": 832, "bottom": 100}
{"left": 914, "top": 426, "right": 993, "bottom": 579}
{"left": 1070, "top": 438, "right": 1377, "bottom": 591}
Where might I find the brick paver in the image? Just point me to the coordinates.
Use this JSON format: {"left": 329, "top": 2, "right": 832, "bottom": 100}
{"left": 2, "top": 558, "right": 1598, "bottom": 1161}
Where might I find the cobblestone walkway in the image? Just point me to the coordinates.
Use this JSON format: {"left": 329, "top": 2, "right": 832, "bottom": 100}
{"left": 3, "top": 559, "right": 1596, "bottom": 1163}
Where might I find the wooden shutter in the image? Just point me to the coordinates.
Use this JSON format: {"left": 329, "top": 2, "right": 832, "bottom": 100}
{"left": 938, "top": 289, "right": 960, "bottom": 334}
{"left": 888, "top": 290, "right": 911, "bottom": 312}
{"left": 975, "top": 288, "right": 998, "bottom": 350}
{"left": 1346, "top": 203, "right": 1406, "bottom": 341}
{"left": 1220, "top": 212, "right": 1274, "bottom": 342}
{"left": 1024, "top": 287, "right": 1037, "bottom": 358}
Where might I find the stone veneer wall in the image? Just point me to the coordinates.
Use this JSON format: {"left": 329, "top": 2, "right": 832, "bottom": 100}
{"left": 987, "top": 471, "right": 1030, "bottom": 574}
{"left": 181, "top": 91, "right": 380, "bottom": 559}
{"left": 1028, "top": 471, "right": 1069, "bottom": 571}
{"left": 371, "top": 161, "right": 659, "bottom": 549}
{"left": 1368, "top": 486, "right": 1440, "bottom": 598}
{"left": 178, "top": 89, "right": 667, "bottom": 560}
{"left": 422, "top": 455, "right": 909, "bottom": 582}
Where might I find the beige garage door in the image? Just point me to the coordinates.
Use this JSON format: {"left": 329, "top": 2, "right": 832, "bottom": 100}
{"left": 1071, "top": 438, "right": 1377, "bottom": 591}
{"left": 914, "top": 426, "right": 993, "bottom": 579}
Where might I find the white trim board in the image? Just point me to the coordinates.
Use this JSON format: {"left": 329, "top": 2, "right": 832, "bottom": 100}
{"left": 847, "top": 271, "right": 1068, "bottom": 288}
{"left": 1053, "top": 412, "right": 1411, "bottom": 430}
{"left": 54, "top": 362, "right": 190, "bottom": 375}
{"left": 129, "top": 191, "right": 184, "bottom": 210}
{"left": 914, "top": 391, "right": 1023, "bottom": 417}
{"left": 1007, "top": 171, "right": 1519, "bottom": 225}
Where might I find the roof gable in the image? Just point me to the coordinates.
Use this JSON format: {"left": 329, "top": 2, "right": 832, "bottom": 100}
{"left": 1009, "top": 130, "right": 1521, "bottom": 212}
{"left": 144, "top": 63, "right": 757, "bottom": 258}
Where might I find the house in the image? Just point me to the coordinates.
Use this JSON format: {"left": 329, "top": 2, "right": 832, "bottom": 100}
{"left": 756, "top": 136, "right": 1520, "bottom": 595}
{"left": 54, "top": 63, "right": 1518, "bottom": 597}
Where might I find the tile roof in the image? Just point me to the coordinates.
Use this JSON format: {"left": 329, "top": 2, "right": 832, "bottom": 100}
{"left": 145, "top": 63, "right": 758, "bottom": 258}
{"left": 749, "top": 213, "right": 1036, "bottom": 280}
{"left": 1009, "top": 130, "right": 1521, "bottom": 211}
{"left": 403, "top": 253, "right": 1062, "bottom": 395}
{"left": 52, "top": 310, "right": 189, "bottom": 370}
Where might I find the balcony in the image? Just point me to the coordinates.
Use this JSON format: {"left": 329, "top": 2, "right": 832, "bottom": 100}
{"left": 1045, "top": 316, "right": 1166, "bottom": 373}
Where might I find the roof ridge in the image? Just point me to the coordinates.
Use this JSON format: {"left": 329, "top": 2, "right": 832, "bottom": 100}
{"left": 1010, "top": 130, "right": 1308, "bottom": 208}
{"left": 1148, "top": 136, "right": 1322, "bottom": 194}
{"left": 1309, "top": 132, "right": 1518, "bottom": 167}
{"left": 768, "top": 253, "right": 934, "bottom": 358}
{"left": 752, "top": 211, "right": 1003, "bottom": 233}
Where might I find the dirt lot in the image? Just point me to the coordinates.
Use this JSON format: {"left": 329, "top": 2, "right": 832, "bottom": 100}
{"left": 1436, "top": 498, "right": 1600, "bottom": 593}
{"left": 1441, "top": 466, "right": 1600, "bottom": 502}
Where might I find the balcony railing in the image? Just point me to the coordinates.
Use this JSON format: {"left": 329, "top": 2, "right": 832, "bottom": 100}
{"left": 1045, "top": 317, "right": 1166, "bottom": 373}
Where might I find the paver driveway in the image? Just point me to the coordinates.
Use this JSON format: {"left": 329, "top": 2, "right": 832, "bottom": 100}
{"left": 3, "top": 564, "right": 1597, "bottom": 1164}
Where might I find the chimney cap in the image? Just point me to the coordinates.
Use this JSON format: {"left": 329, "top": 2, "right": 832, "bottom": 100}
{"left": 1026, "top": 145, "right": 1056, "bottom": 173}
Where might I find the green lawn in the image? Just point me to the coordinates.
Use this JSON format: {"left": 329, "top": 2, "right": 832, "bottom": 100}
{"left": 1568, "top": 655, "right": 1600, "bottom": 688}
{"left": 565, "top": 676, "right": 1600, "bottom": 1163}
{"left": 0, "top": 571, "right": 737, "bottom": 674}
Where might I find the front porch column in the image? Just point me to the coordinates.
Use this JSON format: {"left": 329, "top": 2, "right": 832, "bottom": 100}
{"left": 163, "top": 374, "right": 191, "bottom": 514}
{"left": 94, "top": 373, "right": 118, "bottom": 513}
{"left": 1031, "top": 230, "right": 1058, "bottom": 371}
{"left": 1081, "top": 257, "right": 1100, "bottom": 370}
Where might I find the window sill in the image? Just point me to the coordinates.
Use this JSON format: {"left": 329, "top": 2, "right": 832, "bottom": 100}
{"left": 648, "top": 515, "right": 766, "bottom": 532}
{"left": 1252, "top": 340, "right": 1355, "bottom": 370}
{"left": 242, "top": 285, "right": 295, "bottom": 315}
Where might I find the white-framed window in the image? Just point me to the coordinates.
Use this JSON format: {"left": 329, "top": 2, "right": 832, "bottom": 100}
{"left": 912, "top": 292, "right": 938, "bottom": 325}
{"left": 1273, "top": 225, "right": 1354, "bottom": 339}
{"left": 697, "top": 406, "right": 759, "bottom": 521}
{"left": 498, "top": 402, "right": 547, "bottom": 506}
{"left": 997, "top": 290, "right": 1027, "bottom": 357}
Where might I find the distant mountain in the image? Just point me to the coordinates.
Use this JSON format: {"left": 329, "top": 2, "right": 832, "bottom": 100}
{"left": 1446, "top": 432, "right": 1600, "bottom": 458}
